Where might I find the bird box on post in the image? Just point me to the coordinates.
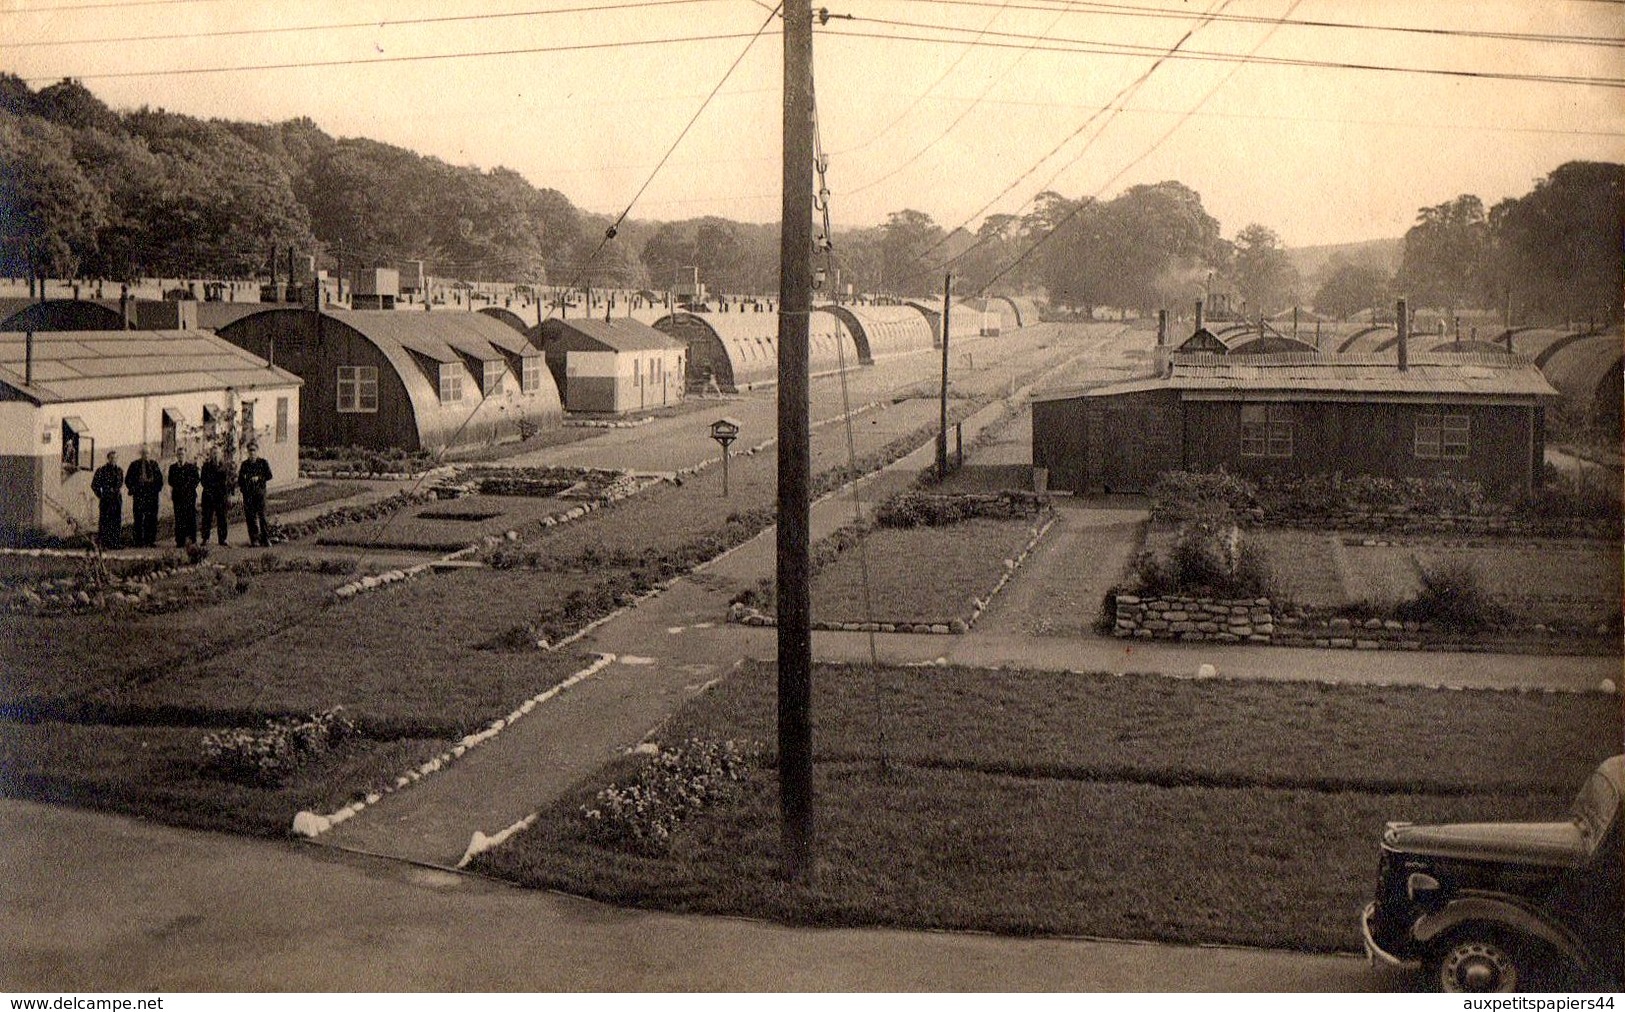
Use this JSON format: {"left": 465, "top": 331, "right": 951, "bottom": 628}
{"left": 710, "top": 417, "right": 741, "bottom": 496}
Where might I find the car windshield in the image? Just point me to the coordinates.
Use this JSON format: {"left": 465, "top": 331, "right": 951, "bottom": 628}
{"left": 1573, "top": 766, "right": 1620, "bottom": 851}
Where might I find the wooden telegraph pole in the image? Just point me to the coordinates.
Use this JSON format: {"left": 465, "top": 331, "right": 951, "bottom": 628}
{"left": 938, "top": 273, "right": 952, "bottom": 480}
{"left": 776, "top": 0, "right": 816, "bottom": 882}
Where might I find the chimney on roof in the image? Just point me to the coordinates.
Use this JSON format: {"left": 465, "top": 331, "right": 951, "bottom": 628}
{"left": 25, "top": 331, "right": 34, "bottom": 386}
{"left": 1396, "top": 298, "right": 1409, "bottom": 372}
{"left": 1504, "top": 328, "right": 1514, "bottom": 353}
{"left": 119, "top": 284, "right": 131, "bottom": 330}
{"left": 1157, "top": 309, "right": 1167, "bottom": 346}
{"left": 1194, "top": 299, "right": 1204, "bottom": 335}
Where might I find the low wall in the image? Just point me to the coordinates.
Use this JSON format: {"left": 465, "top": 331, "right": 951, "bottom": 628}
{"left": 1113, "top": 594, "right": 1274, "bottom": 643}
{"left": 1235, "top": 505, "right": 1613, "bottom": 540}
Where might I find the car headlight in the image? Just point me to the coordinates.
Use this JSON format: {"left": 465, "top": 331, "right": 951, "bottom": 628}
{"left": 1406, "top": 872, "right": 1441, "bottom": 900}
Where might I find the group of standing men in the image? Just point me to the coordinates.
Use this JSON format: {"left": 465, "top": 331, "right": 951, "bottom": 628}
{"left": 90, "top": 443, "right": 274, "bottom": 550}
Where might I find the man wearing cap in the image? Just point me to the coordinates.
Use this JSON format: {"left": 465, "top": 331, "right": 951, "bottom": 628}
{"left": 168, "top": 446, "right": 201, "bottom": 548}
{"left": 237, "top": 442, "right": 273, "bottom": 547}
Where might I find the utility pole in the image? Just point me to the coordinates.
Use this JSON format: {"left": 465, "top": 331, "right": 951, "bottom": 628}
{"left": 776, "top": 0, "right": 815, "bottom": 883}
{"left": 938, "top": 273, "right": 952, "bottom": 480}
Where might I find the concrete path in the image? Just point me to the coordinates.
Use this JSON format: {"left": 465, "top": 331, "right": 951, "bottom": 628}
{"left": 0, "top": 799, "right": 1403, "bottom": 992}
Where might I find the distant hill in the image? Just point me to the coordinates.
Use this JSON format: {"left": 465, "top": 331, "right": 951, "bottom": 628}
{"left": 1288, "top": 237, "right": 1403, "bottom": 284}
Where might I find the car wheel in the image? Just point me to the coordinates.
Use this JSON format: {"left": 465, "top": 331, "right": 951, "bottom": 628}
{"left": 1432, "top": 930, "right": 1525, "bottom": 993}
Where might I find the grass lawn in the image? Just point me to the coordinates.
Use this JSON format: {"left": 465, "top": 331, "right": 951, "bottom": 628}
{"left": 314, "top": 493, "right": 578, "bottom": 551}
{"left": 473, "top": 661, "right": 1619, "bottom": 951}
{"left": 267, "top": 481, "right": 369, "bottom": 513}
{"left": 799, "top": 517, "right": 1047, "bottom": 626}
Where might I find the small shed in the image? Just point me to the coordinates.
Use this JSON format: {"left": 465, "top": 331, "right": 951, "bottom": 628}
{"left": 216, "top": 309, "right": 560, "bottom": 452}
{"left": 0, "top": 330, "right": 301, "bottom": 537}
{"left": 1033, "top": 352, "right": 1557, "bottom": 500}
{"left": 537, "top": 317, "right": 685, "bottom": 414}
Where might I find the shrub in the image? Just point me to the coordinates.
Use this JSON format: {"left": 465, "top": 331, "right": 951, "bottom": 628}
{"left": 1394, "top": 561, "right": 1509, "bottom": 632}
{"left": 874, "top": 491, "right": 1043, "bottom": 528}
{"left": 1520, "top": 470, "right": 1622, "bottom": 528}
{"left": 580, "top": 739, "right": 759, "bottom": 854}
{"left": 1149, "top": 470, "right": 1256, "bottom": 523}
{"left": 200, "top": 707, "right": 358, "bottom": 785}
{"left": 1129, "top": 510, "right": 1276, "bottom": 601}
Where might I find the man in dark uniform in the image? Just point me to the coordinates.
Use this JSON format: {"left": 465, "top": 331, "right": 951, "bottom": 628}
{"left": 168, "top": 446, "right": 201, "bottom": 548}
{"left": 199, "top": 446, "right": 232, "bottom": 546}
{"left": 91, "top": 450, "right": 124, "bottom": 549}
{"left": 237, "top": 442, "right": 273, "bottom": 547}
{"left": 124, "top": 445, "right": 164, "bottom": 548}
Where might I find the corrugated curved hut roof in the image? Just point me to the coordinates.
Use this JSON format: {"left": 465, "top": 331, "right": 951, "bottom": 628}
{"left": 478, "top": 305, "right": 534, "bottom": 333}
{"left": 0, "top": 298, "right": 126, "bottom": 332}
{"left": 653, "top": 310, "right": 859, "bottom": 391}
{"left": 1541, "top": 331, "right": 1623, "bottom": 422}
{"left": 1337, "top": 325, "right": 1397, "bottom": 354}
{"left": 814, "top": 305, "right": 934, "bottom": 363}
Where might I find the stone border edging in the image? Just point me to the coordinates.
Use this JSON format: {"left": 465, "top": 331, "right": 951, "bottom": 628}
{"left": 292, "top": 652, "right": 618, "bottom": 839}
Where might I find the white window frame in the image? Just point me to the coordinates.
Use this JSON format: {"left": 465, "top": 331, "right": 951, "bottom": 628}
{"left": 1416, "top": 412, "right": 1469, "bottom": 460}
{"left": 483, "top": 359, "right": 505, "bottom": 396}
{"left": 439, "top": 362, "right": 465, "bottom": 402}
{"left": 1240, "top": 403, "right": 1294, "bottom": 458}
{"left": 275, "top": 397, "right": 290, "bottom": 443}
{"left": 336, "top": 365, "right": 379, "bottom": 413}
{"left": 521, "top": 354, "right": 543, "bottom": 393}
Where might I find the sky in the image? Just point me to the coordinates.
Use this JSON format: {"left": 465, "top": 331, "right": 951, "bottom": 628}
{"left": 3, "top": 0, "right": 1623, "bottom": 247}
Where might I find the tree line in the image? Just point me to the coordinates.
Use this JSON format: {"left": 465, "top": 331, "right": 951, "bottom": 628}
{"left": 2, "top": 76, "right": 1616, "bottom": 325}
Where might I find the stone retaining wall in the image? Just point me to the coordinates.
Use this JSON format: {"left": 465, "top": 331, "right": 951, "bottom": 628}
{"left": 1113, "top": 594, "right": 1274, "bottom": 643}
{"left": 1241, "top": 505, "right": 1613, "bottom": 540}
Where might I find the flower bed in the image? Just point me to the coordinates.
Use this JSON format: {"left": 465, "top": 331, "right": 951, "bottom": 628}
{"left": 269, "top": 491, "right": 435, "bottom": 545}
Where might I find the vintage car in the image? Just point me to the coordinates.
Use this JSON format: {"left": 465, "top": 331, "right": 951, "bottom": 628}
{"left": 1362, "top": 755, "right": 1623, "bottom": 992}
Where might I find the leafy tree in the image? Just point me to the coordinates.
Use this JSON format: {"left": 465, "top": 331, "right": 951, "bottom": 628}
{"left": 692, "top": 217, "right": 744, "bottom": 293}
{"left": 0, "top": 73, "right": 33, "bottom": 117}
{"left": 1396, "top": 194, "right": 1488, "bottom": 315}
{"left": 879, "top": 208, "right": 945, "bottom": 297}
{"left": 0, "top": 111, "right": 108, "bottom": 282}
{"left": 1231, "top": 223, "right": 1298, "bottom": 316}
{"left": 31, "top": 78, "right": 120, "bottom": 133}
{"left": 1313, "top": 259, "right": 1391, "bottom": 319}
{"left": 1488, "top": 161, "right": 1623, "bottom": 324}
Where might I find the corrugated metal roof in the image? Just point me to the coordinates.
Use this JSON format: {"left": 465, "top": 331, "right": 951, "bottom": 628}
{"left": 541, "top": 317, "right": 682, "bottom": 352}
{"left": 1036, "top": 352, "right": 1556, "bottom": 402}
{"left": 328, "top": 310, "right": 539, "bottom": 363}
{"left": 1541, "top": 332, "right": 1623, "bottom": 400}
{"left": 0, "top": 329, "right": 301, "bottom": 405}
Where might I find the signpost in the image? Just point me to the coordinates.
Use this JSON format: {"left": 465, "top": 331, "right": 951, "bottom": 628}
{"left": 709, "top": 416, "right": 740, "bottom": 496}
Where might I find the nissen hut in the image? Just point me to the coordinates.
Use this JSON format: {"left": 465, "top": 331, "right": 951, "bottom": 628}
{"left": 1032, "top": 352, "right": 1557, "bottom": 499}
{"left": 216, "top": 309, "right": 561, "bottom": 452}
{"left": 537, "top": 317, "right": 686, "bottom": 414}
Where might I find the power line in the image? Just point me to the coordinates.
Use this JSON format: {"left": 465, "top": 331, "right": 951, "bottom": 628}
{"left": 826, "top": 0, "right": 1014, "bottom": 157}
{"left": 541, "top": 1, "right": 782, "bottom": 311}
{"left": 18, "top": 29, "right": 767, "bottom": 83}
{"left": 820, "top": 22, "right": 1625, "bottom": 88}
{"left": 841, "top": 4, "right": 1071, "bottom": 194}
{"left": 889, "top": 90, "right": 1625, "bottom": 138}
{"left": 6, "top": 0, "right": 730, "bottom": 50}
{"left": 877, "top": 0, "right": 1235, "bottom": 286}
{"left": 980, "top": 0, "right": 1310, "bottom": 293}
{"left": 881, "top": 0, "right": 1625, "bottom": 49}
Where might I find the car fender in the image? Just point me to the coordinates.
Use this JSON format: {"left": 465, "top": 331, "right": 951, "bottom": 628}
{"left": 1412, "top": 894, "right": 1591, "bottom": 969}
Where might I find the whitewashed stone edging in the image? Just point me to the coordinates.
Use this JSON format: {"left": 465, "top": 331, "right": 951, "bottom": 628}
{"left": 564, "top": 416, "right": 654, "bottom": 429}
{"left": 458, "top": 813, "right": 539, "bottom": 868}
{"left": 965, "top": 514, "right": 1054, "bottom": 630}
{"left": 292, "top": 652, "right": 618, "bottom": 839}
